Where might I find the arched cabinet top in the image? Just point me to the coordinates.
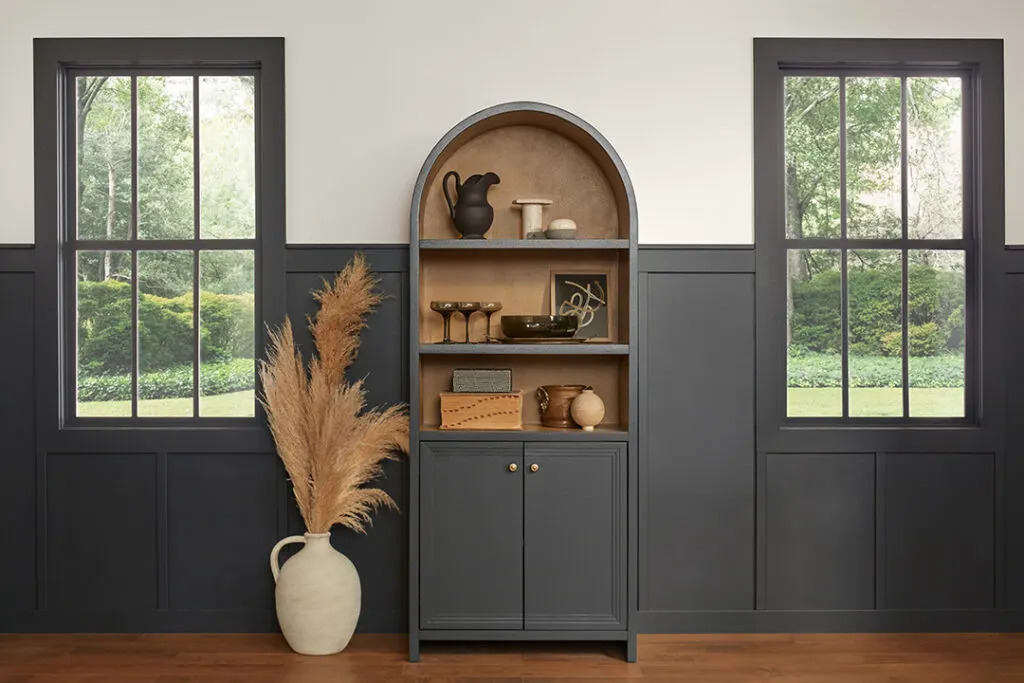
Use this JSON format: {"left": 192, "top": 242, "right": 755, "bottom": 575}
{"left": 410, "top": 102, "right": 637, "bottom": 243}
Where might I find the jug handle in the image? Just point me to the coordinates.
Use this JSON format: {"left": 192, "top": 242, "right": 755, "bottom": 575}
{"left": 270, "top": 535, "right": 306, "bottom": 584}
{"left": 442, "top": 171, "right": 460, "bottom": 221}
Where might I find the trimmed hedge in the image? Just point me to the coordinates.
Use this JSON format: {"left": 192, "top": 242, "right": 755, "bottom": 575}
{"left": 788, "top": 352, "right": 964, "bottom": 389}
{"left": 79, "top": 358, "right": 254, "bottom": 402}
{"left": 792, "top": 263, "right": 964, "bottom": 357}
{"left": 78, "top": 280, "right": 254, "bottom": 375}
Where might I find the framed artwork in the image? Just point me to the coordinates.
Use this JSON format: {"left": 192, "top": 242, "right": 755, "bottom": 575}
{"left": 550, "top": 270, "right": 610, "bottom": 341}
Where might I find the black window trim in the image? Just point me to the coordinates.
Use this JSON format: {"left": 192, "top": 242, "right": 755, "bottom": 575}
{"left": 753, "top": 38, "right": 1005, "bottom": 454}
{"left": 34, "top": 38, "right": 286, "bottom": 432}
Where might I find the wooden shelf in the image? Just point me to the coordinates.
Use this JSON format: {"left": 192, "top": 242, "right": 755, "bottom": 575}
{"left": 419, "top": 424, "right": 630, "bottom": 441}
{"left": 420, "top": 343, "right": 628, "bottom": 355}
{"left": 420, "top": 239, "right": 629, "bottom": 250}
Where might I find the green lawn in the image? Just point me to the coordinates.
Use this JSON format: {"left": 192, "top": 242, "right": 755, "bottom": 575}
{"left": 788, "top": 387, "right": 964, "bottom": 418}
{"left": 77, "top": 390, "right": 255, "bottom": 418}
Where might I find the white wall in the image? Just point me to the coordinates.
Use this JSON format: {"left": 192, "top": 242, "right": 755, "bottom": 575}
{"left": 2, "top": 0, "right": 1021, "bottom": 245}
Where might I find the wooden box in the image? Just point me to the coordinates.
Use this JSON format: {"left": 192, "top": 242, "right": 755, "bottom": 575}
{"left": 439, "top": 390, "right": 523, "bottom": 430}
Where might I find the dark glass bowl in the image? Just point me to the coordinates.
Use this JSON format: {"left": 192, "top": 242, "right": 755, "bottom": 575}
{"left": 499, "top": 315, "right": 579, "bottom": 339}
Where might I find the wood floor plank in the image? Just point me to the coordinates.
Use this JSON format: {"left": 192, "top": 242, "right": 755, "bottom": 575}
{"left": 1, "top": 634, "right": 1022, "bottom": 681}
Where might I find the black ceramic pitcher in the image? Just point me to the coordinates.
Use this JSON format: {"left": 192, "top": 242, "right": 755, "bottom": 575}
{"left": 442, "top": 171, "right": 500, "bottom": 239}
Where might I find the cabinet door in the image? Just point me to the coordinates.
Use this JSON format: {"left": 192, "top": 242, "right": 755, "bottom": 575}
{"left": 420, "top": 442, "right": 524, "bottom": 630}
{"left": 523, "top": 443, "right": 627, "bottom": 630}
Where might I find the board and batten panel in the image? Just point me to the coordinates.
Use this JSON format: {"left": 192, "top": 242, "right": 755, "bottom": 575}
{"left": 1007, "top": 274, "right": 1024, "bottom": 608}
{"left": 641, "top": 272, "right": 755, "bottom": 610}
{"left": 167, "top": 453, "right": 279, "bottom": 610}
{"left": 764, "top": 453, "right": 875, "bottom": 610}
{"left": 0, "top": 273, "right": 35, "bottom": 613}
{"left": 884, "top": 453, "right": 995, "bottom": 609}
{"left": 285, "top": 268, "right": 408, "bottom": 632}
{"left": 46, "top": 453, "right": 158, "bottom": 610}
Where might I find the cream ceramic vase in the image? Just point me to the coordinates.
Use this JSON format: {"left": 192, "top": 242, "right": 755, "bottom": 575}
{"left": 570, "top": 388, "right": 605, "bottom": 431}
{"left": 270, "top": 532, "right": 361, "bottom": 655}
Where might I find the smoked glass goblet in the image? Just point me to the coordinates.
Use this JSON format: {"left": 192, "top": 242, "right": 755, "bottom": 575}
{"left": 455, "top": 301, "right": 482, "bottom": 343}
{"left": 478, "top": 302, "right": 503, "bottom": 343}
{"left": 430, "top": 301, "right": 458, "bottom": 344}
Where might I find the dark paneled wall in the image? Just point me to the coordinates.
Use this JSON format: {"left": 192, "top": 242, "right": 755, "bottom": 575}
{"left": 0, "top": 270, "right": 36, "bottom": 617}
{"left": 0, "top": 246, "right": 406, "bottom": 633}
{"left": 639, "top": 271, "right": 754, "bottom": 611}
{"left": 2, "top": 245, "right": 1024, "bottom": 633}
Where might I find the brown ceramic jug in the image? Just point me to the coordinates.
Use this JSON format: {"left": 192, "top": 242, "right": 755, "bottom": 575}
{"left": 537, "top": 384, "right": 587, "bottom": 428}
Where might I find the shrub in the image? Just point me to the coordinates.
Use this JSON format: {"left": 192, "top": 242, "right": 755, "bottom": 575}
{"left": 200, "top": 291, "right": 255, "bottom": 363}
{"left": 791, "top": 263, "right": 965, "bottom": 357}
{"left": 78, "top": 280, "right": 254, "bottom": 374}
{"left": 78, "top": 358, "right": 255, "bottom": 402}
{"left": 788, "top": 352, "right": 964, "bottom": 389}
{"left": 880, "top": 322, "right": 942, "bottom": 357}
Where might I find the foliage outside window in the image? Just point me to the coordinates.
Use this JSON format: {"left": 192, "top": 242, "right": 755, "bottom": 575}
{"left": 74, "top": 74, "right": 257, "bottom": 418}
{"left": 784, "top": 74, "right": 969, "bottom": 419}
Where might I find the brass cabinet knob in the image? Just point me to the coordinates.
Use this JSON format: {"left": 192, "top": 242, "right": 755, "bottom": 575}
{"left": 530, "top": 463, "right": 540, "bottom": 473}
{"left": 508, "top": 463, "right": 518, "bottom": 472}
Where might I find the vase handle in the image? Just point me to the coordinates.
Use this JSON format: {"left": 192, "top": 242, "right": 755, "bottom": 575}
{"left": 270, "top": 535, "right": 307, "bottom": 584}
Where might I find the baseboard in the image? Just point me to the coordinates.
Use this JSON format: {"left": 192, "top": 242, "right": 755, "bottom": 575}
{"left": 636, "top": 609, "right": 1024, "bottom": 633}
{"left": 0, "top": 608, "right": 406, "bottom": 634}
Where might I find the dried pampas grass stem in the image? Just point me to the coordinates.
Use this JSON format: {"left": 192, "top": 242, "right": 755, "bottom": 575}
{"left": 259, "top": 253, "right": 409, "bottom": 534}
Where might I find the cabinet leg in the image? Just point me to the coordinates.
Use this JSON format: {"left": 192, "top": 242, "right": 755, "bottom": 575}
{"left": 626, "top": 633, "right": 638, "bottom": 662}
{"left": 409, "top": 634, "right": 420, "bottom": 663}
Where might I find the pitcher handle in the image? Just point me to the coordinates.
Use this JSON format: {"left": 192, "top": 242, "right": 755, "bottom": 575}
{"left": 442, "top": 170, "right": 460, "bottom": 221}
{"left": 270, "top": 535, "right": 306, "bottom": 584}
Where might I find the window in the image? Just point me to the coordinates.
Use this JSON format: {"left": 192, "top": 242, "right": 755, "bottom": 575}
{"left": 755, "top": 39, "right": 1003, "bottom": 431}
{"left": 73, "top": 74, "right": 257, "bottom": 419}
{"left": 784, "top": 73, "right": 969, "bottom": 419}
{"left": 35, "top": 39, "right": 285, "bottom": 425}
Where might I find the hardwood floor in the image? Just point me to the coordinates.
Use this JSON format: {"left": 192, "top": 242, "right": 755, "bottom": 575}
{"left": 2, "top": 633, "right": 1024, "bottom": 682}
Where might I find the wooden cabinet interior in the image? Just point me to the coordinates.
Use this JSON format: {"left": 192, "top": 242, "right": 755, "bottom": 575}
{"left": 419, "top": 250, "right": 629, "bottom": 345}
{"left": 419, "top": 120, "right": 628, "bottom": 241}
{"left": 420, "top": 355, "right": 628, "bottom": 430}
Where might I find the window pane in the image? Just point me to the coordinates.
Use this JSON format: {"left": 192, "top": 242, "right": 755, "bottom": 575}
{"left": 848, "top": 250, "right": 903, "bottom": 417}
{"left": 138, "top": 77, "right": 194, "bottom": 239}
{"left": 784, "top": 77, "right": 841, "bottom": 239}
{"left": 846, "top": 77, "right": 902, "bottom": 239}
{"left": 909, "top": 250, "right": 965, "bottom": 417}
{"left": 199, "top": 251, "right": 255, "bottom": 417}
{"left": 138, "top": 251, "right": 195, "bottom": 417}
{"left": 76, "top": 77, "right": 132, "bottom": 240}
{"left": 788, "top": 249, "right": 842, "bottom": 417}
{"left": 908, "top": 77, "right": 963, "bottom": 239}
{"left": 199, "top": 76, "right": 255, "bottom": 238}
{"left": 76, "top": 250, "right": 132, "bottom": 417}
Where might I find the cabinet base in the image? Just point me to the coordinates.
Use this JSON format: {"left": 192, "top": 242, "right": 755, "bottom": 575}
{"left": 418, "top": 629, "right": 629, "bottom": 641}
{"left": 411, "top": 630, "right": 633, "bottom": 662}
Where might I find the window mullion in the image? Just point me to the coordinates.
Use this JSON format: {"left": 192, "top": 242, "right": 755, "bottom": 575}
{"left": 192, "top": 75, "right": 201, "bottom": 419}
{"left": 900, "top": 77, "right": 910, "bottom": 418}
{"left": 839, "top": 76, "right": 850, "bottom": 418}
{"left": 130, "top": 76, "right": 140, "bottom": 419}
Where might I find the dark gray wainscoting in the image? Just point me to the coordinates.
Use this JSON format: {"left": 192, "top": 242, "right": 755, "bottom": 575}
{"left": 3, "top": 243, "right": 1024, "bottom": 634}
{"left": 283, "top": 246, "right": 409, "bottom": 633}
{"left": 0, "top": 245, "right": 407, "bottom": 633}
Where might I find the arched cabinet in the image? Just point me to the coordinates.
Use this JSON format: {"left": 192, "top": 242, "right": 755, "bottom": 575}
{"left": 408, "top": 102, "right": 638, "bottom": 661}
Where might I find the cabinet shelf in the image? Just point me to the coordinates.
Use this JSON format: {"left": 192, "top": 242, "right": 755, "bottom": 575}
{"left": 420, "top": 343, "right": 628, "bottom": 355}
{"left": 420, "top": 239, "right": 629, "bottom": 250}
{"left": 419, "top": 424, "right": 630, "bottom": 441}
